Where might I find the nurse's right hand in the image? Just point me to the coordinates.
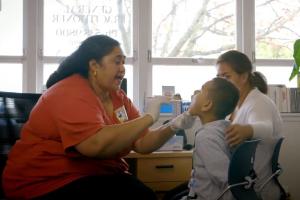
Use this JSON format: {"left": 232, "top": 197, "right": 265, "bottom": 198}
{"left": 145, "top": 96, "right": 170, "bottom": 123}
{"left": 226, "top": 124, "right": 253, "bottom": 147}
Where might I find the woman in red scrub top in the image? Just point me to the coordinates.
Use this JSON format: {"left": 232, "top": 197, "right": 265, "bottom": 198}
{"left": 2, "top": 35, "right": 195, "bottom": 200}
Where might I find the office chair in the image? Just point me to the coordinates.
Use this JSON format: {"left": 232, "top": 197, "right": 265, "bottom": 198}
{"left": 0, "top": 91, "right": 41, "bottom": 199}
{"left": 258, "top": 137, "right": 288, "bottom": 200}
{"left": 216, "top": 139, "right": 261, "bottom": 200}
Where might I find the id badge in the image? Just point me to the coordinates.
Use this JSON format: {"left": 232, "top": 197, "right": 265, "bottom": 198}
{"left": 115, "top": 105, "right": 129, "bottom": 123}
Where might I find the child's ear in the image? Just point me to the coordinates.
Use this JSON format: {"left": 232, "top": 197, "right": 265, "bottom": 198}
{"left": 202, "top": 99, "right": 213, "bottom": 112}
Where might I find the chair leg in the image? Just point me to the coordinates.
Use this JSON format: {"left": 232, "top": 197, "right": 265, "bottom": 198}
{"left": 215, "top": 182, "right": 249, "bottom": 200}
{"left": 215, "top": 187, "right": 230, "bottom": 200}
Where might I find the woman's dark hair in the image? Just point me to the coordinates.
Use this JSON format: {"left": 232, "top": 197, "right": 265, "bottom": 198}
{"left": 46, "top": 35, "right": 120, "bottom": 88}
{"left": 217, "top": 50, "right": 268, "bottom": 94}
{"left": 209, "top": 77, "right": 240, "bottom": 119}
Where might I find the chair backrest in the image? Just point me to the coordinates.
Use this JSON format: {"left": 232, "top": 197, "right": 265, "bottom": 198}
{"left": 272, "top": 137, "right": 284, "bottom": 173}
{"left": 228, "top": 139, "right": 260, "bottom": 200}
{"left": 0, "top": 91, "right": 41, "bottom": 150}
{"left": 0, "top": 91, "right": 41, "bottom": 198}
{"left": 272, "top": 137, "right": 287, "bottom": 199}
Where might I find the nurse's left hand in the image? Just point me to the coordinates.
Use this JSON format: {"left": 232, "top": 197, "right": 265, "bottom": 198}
{"left": 145, "top": 96, "right": 170, "bottom": 123}
{"left": 225, "top": 124, "right": 253, "bottom": 147}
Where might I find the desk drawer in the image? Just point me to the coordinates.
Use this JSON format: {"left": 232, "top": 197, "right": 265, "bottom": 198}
{"left": 137, "top": 157, "right": 192, "bottom": 182}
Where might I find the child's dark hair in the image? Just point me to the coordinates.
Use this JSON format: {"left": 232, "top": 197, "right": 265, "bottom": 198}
{"left": 209, "top": 77, "right": 240, "bottom": 119}
{"left": 217, "top": 50, "right": 268, "bottom": 94}
{"left": 46, "top": 35, "right": 120, "bottom": 88}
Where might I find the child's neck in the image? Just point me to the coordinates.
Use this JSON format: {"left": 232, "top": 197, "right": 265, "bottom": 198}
{"left": 199, "top": 113, "right": 218, "bottom": 125}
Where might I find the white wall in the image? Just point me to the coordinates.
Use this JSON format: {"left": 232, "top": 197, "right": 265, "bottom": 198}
{"left": 279, "top": 113, "right": 300, "bottom": 199}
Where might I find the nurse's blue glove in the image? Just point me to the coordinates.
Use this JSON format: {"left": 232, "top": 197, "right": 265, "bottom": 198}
{"left": 145, "top": 96, "right": 170, "bottom": 123}
{"left": 170, "top": 111, "right": 196, "bottom": 131}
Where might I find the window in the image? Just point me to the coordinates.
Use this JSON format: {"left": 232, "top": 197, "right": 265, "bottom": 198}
{"left": 153, "top": 65, "right": 216, "bottom": 100}
{"left": 255, "top": 0, "right": 300, "bottom": 59}
{"left": 0, "top": 64, "right": 22, "bottom": 92}
{"left": 255, "top": 0, "right": 300, "bottom": 87}
{"left": 0, "top": 0, "right": 298, "bottom": 107}
{"left": 43, "top": 0, "right": 133, "bottom": 57}
{"left": 257, "top": 66, "right": 297, "bottom": 87}
{"left": 43, "top": 64, "right": 59, "bottom": 86}
{"left": 0, "top": 0, "right": 23, "bottom": 56}
{"left": 151, "top": 0, "right": 236, "bottom": 100}
{"left": 0, "top": 0, "right": 23, "bottom": 92}
{"left": 42, "top": 0, "right": 133, "bottom": 98}
{"left": 152, "top": 0, "right": 236, "bottom": 58}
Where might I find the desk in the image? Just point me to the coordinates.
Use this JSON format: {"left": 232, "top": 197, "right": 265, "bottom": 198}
{"left": 125, "top": 151, "right": 192, "bottom": 192}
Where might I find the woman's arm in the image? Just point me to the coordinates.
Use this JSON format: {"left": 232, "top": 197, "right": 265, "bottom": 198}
{"left": 134, "top": 111, "right": 196, "bottom": 154}
{"left": 247, "top": 104, "right": 277, "bottom": 139}
{"left": 133, "top": 125, "right": 175, "bottom": 154}
{"left": 225, "top": 124, "right": 253, "bottom": 147}
{"left": 75, "top": 114, "right": 153, "bottom": 158}
{"left": 76, "top": 102, "right": 196, "bottom": 157}
{"left": 226, "top": 101, "right": 276, "bottom": 146}
{"left": 75, "top": 96, "right": 170, "bottom": 158}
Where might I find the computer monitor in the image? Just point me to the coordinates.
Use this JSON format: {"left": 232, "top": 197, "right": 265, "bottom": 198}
{"left": 159, "top": 100, "right": 182, "bottom": 117}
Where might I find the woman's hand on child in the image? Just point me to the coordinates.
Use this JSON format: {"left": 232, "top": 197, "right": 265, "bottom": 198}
{"left": 225, "top": 124, "right": 253, "bottom": 147}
